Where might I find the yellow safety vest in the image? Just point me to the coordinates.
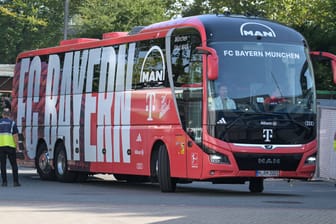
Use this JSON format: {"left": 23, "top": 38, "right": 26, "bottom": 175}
{"left": 0, "top": 119, "right": 16, "bottom": 148}
{"left": 0, "top": 133, "right": 16, "bottom": 148}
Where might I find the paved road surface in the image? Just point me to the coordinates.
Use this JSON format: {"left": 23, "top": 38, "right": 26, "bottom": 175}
{"left": 0, "top": 167, "right": 335, "bottom": 224}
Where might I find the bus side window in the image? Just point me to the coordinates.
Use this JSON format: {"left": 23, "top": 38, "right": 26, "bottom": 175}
{"left": 189, "top": 52, "right": 202, "bottom": 85}
{"left": 132, "top": 39, "right": 168, "bottom": 89}
{"left": 171, "top": 29, "right": 203, "bottom": 143}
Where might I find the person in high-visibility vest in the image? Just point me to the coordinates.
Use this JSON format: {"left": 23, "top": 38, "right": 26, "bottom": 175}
{"left": 0, "top": 108, "right": 20, "bottom": 187}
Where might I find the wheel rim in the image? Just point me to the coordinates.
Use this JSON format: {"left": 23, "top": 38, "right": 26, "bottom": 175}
{"left": 39, "top": 151, "right": 51, "bottom": 174}
{"left": 57, "top": 150, "right": 66, "bottom": 176}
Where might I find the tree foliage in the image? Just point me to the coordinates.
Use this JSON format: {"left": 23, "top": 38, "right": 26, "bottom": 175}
{"left": 0, "top": 0, "right": 79, "bottom": 63}
{"left": 74, "top": 0, "right": 169, "bottom": 38}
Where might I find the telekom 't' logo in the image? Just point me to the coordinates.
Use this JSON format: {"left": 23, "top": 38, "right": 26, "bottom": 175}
{"left": 146, "top": 93, "right": 156, "bottom": 121}
{"left": 263, "top": 129, "right": 273, "bottom": 142}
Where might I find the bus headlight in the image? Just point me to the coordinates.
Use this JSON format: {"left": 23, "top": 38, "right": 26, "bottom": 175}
{"left": 304, "top": 153, "right": 316, "bottom": 165}
{"left": 209, "top": 153, "right": 230, "bottom": 164}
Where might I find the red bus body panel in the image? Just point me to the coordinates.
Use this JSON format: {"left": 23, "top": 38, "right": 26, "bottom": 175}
{"left": 12, "top": 15, "right": 318, "bottom": 187}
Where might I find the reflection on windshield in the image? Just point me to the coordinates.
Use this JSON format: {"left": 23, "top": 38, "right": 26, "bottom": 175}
{"left": 207, "top": 42, "right": 315, "bottom": 115}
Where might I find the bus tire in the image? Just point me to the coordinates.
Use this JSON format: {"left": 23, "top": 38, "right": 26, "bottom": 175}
{"left": 35, "top": 143, "right": 56, "bottom": 180}
{"left": 150, "top": 148, "right": 159, "bottom": 183}
{"left": 249, "top": 178, "right": 264, "bottom": 193}
{"left": 158, "top": 144, "right": 176, "bottom": 192}
{"left": 54, "top": 142, "right": 77, "bottom": 182}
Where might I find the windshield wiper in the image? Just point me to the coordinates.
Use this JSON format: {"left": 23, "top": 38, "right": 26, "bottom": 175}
{"left": 281, "top": 112, "right": 311, "bottom": 131}
{"left": 221, "top": 112, "right": 270, "bottom": 131}
{"left": 219, "top": 111, "right": 310, "bottom": 134}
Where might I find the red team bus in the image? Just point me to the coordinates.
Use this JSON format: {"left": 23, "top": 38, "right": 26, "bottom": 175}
{"left": 12, "top": 14, "right": 336, "bottom": 192}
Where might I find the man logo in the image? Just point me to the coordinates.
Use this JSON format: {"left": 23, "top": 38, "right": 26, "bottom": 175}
{"left": 140, "top": 45, "right": 166, "bottom": 83}
{"left": 240, "top": 22, "right": 276, "bottom": 38}
{"left": 258, "top": 158, "right": 280, "bottom": 165}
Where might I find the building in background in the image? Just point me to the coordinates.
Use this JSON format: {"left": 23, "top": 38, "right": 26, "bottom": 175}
{"left": 0, "top": 64, "right": 14, "bottom": 93}
{"left": 0, "top": 64, "right": 14, "bottom": 116}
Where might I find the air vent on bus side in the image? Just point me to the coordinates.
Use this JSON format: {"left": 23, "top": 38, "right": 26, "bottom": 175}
{"left": 59, "top": 38, "right": 99, "bottom": 46}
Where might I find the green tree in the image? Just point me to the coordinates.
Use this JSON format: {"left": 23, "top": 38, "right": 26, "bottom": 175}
{"left": 74, "top": 0, "right": 169, "bottom": 38}
{"left": 178, "top": 0, "right": 268, "bottom": 17}
{"left": 0, "top": 0, "right": 80, "bottom": 64}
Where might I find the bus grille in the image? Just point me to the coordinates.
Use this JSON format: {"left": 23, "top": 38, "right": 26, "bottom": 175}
{"left": 233, "top": 153, "right": 303, "bottom": 171}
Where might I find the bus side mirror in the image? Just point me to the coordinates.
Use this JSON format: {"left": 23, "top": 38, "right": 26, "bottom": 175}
{"left": 196, "top": 46, "right": 218, "bottom": 80}
{"left": 332, "top": 59, "right": 336, "bottom": 84}
{"left": 310, "top": 51, "right": 336, "bottom": 84}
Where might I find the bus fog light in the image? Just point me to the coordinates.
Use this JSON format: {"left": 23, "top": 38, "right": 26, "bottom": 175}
{"left": 209, "top": 154, "right": 230, "bottom": 164}
{"left": 210, "top": 170, "right": 215, "bottom": 175}
{"left": 305, "top": 154, "right": 316, "bottom": 165}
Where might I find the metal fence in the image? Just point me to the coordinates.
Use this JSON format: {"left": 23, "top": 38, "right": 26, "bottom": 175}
{"left": 317, "top": 104, "right": 336, "bottom": 180}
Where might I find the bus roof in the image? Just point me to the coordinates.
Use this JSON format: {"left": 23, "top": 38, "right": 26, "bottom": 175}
{"left": 141, "top": 14, "right": 304, "bottom": 44}
{"left": 198, "top": 14, "right": 304, "bottom": 44}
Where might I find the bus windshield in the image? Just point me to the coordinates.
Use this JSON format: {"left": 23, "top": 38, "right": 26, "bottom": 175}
{"left": 207, "top": 42, "right": 316, "bottom": 144}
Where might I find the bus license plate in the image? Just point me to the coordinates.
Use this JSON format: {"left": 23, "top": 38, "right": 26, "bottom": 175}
{"left": 256, "top": 170, "right": 280, "bottom": 177}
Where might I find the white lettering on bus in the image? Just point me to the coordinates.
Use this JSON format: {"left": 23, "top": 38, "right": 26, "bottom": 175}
{"left": 45, "top": 54, "right": 60, "bottom": 152}
{"left": 97, "top": 46, "right": 116, "bottom": 163}
{"left": 174, "top": 36, "right": 188, "bottom": 42}
{"left": 114, "top": 44, "right": 127, "bottom": 163}
{"left": 264, "top": 51, "right": 300, "bottom": 59}
{"left": 234, "top": 50, "right": 264, "bottom": 57}
{"left": 58, "top": 52, "right": 73, "bottom": 160}
{"left": 243, "top": 30, "right": 275, "bottom": 37}
{"left": 141, "top": 70, "right": 164, "bottom": 82}
{"left": 223, "top": 49, "right": 300, "bottom": 60}
{"left": 27, "top": 56, "right": 41, "bottom": 158}
{"left": 84, "top": 48, "right": 101, "bottom": 162}
{"left": 17, "top": 43, "right": 136, "bottom": 164}
{"left": 123, "top": 43, "right": 135, "bottom": 163}
{"left": 73, "top": 50, "right": 88, "bottom": 161}
{"left": 17, "top": 58, "right": 29, "bottom": 155}
{"left": 223, "top": 50, "right": 234, "bottom": 56}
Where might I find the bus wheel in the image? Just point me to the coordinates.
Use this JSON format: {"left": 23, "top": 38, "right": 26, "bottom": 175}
{"left": 249, "top": 178, "right": 264, "bottom": 193}
{"left": 36, "top": 143, "right": 55, "bottom": 180}
{"left": 158, "top": 144, "right": 176, "bottom": 192}
{"left": 54, "top": 143, "right": 77, "bottom": 182}
{"left": 150, "top": 148, "right": 159, "bottom": 183}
